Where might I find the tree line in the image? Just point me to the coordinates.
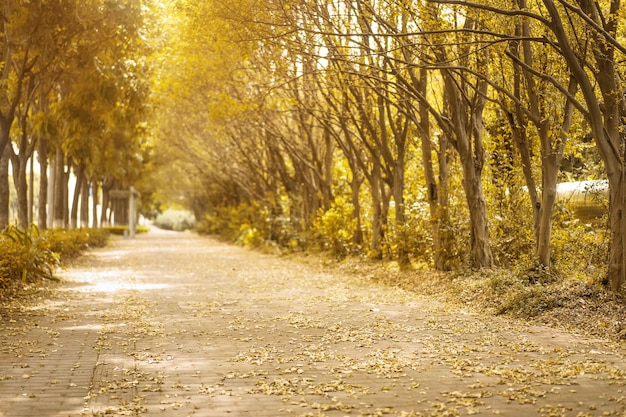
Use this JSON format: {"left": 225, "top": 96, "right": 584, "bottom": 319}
{"left": 150, "top": 0, "right": 626, "bottom": 289}
{"left": 0, "top": 0, "right": 150, "bottom": 231}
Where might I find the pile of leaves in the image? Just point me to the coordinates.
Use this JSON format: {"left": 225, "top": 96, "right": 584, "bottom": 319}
{"left": 0, "top": 225, "right": 110, "bottom": 288}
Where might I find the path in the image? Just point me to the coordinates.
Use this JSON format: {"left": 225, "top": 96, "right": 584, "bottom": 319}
{"left": 1, "top": 229, "right": 626, "bottom": 417}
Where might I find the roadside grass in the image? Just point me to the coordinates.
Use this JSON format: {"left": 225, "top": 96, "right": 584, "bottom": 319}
{"left": 319, "top": 256, "right": 626, "bottom": 342}
{"left": 0, "top": 226, "right": 111, "bottom": 289}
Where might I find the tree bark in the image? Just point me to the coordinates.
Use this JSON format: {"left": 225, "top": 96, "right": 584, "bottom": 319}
{"left": 350, "top": 169, "right": 364, "bottom": 245}
{"left": 70, "top": 165, "right": 84, "bottom": 229}
{"left": 37, "top": 138, "right": 48, "bottom": 229}
{"left": 80, "top": 176, "right": 89, "bottom": 228}
{"left": 53, "top": 147, "right": 66, "bottom": 228}
{"left": 370, "top": 160, "right": 384, "bottom": 259}
{"left": 91, "top": 181, "right": 99, "bottom": 228}
{"left": 442, "top": 69, "right": 494, "bottom": 269}
{"left": 10, "top": 144, "right": 29, "bottom": 230}
{"left": 0, "top": 146, "right": 9, "bottom": 228}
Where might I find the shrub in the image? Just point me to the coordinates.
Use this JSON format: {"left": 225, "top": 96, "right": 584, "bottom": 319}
{"left": 103, "top": 225, "right": 150, "bottom": 236}
{"left": 236, "top": 223, "right": 265, "bottom": 247}
{"left": 41, "top": 228, "right": 110, "bottom": 261}
{"left": 154, "top": 209, "right": 195, "bottom": 231}
{"left": 197, "top": 203, "right": 273, "bottom": 244}
{"left": 312, "top": 197, "right": 356, "bottom": 258}
{"left": 0, "top": 226, "right": 111, "bottom": 287}
{"left": 0, "top": 225, "right": 59, "bottom": 284}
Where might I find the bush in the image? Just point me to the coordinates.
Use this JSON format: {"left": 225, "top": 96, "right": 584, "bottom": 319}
{"left": 312, "top": 197, "right": 356, "bottom": 258}
{"left": 0, "top": 225, "right": 59, "bottom": 285}
{"left": 41, "top": 228, "right": 110, "bottom": 261}
{"left": 153, "top": 209, "right": 195, "bottom": 231}
{"left": 236, "top": 223, "right": 265, "bottom": 247}
{"left": 0, "top": 226, "right": 110, "bottom": 287}
{"left": 197, "top": 203, "right": 273, "bottom": 243}
{"left": 103, "top": 225, "right": 150, "bottom": 236}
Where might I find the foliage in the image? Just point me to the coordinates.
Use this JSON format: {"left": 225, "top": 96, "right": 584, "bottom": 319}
{"left": 311, "top": 197, "right": 356, "bottom": 258}
{"left": 196, "top": 203, "right": 272, "bottom": 245}
{"left": 153, "top": 209, "right": 195, "bottom": 232}
{"left": 0, "top": 225, "right": 58, "bottom": 285}
{"left": 236, "top": 224, "right": 265, "bottom": 248}
{"left": 0, "top": 226, "right": 110, "bottom": 287}
{"left": 103, "top": 225, "right": 150, "bottom": 236}
{"left": 140, "top": 0, "right": 626, "bottom": 290}
{"left": 41, "top": 228, "right": 111, "bottom": 261}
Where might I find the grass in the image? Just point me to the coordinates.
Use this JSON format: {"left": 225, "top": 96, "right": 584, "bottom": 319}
{"left": 318, "top": 256, "right": 626, "bottom": 342}
{"left": 0, "top": 226, "right": 111, "bottom": 288}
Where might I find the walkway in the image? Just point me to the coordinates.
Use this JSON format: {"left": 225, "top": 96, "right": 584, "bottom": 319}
{"left": 0, "top": 229, "right": 625, "bottom": 416}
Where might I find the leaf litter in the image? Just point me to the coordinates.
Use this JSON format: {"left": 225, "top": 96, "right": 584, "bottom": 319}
{"left": 2, "top": 234, "right": 626, "bottom": 416}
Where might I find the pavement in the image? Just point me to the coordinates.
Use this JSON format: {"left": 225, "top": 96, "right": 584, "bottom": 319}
{"left": 1, "top": 228, "right": 626, "bottom": 417}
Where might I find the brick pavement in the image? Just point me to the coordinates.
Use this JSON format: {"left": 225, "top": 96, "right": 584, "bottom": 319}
{"left": 1, "top": 229, "right": 626, "bottom": 416}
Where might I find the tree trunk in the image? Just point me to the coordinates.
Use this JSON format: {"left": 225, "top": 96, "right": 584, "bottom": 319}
{"left": 70, "top": 165, "right": 84, "bottom": 229}
{"left": 53, "top": 147, "right": 66, "bottom": 228}
{"left": 37, "top": 138, "right": 48, "bottom": 229}
{"left": 437, "top": 134, "right": 453, "bottom": 270}
{"left": 10, "top": 148, "right": 29, "bottom": 230}
{"left": 80, "top": 177, "right": 89, "bottom": 228}
{"left": 350, "top": 169, "right": 364, "bottom": 245}
{"left": 460, "top": 151, "right": 494, "bottom": 268}
{"left": 101, "top": 186, "right": 111, "bottom": 227}
{"left": 370, "top": 161, "right": 384, "bottom": 259}
{"left": 608, "top": 172, "right": 626, "bottom": 290}
{"left": 0, "top": 146, "right": 9, "bottom": 228}
{"left": 63, "top": 167, "right": 69, "bottom": 227}
{"left": 444, "top": 81, "right": 494, "bottom": 268}
{"left": 321, "top": 127, "right": 334, "bottom": 212}
{"left": 393, "top": 156, "right": 409, "bottom": 266}
{"left": 28, "top": 155, "right": 34, "bottom": 226}
{"left": 92, "top": 181, "right": 99, "bottom": 228}
{"left": 536, "top": 160, "right": 559, "bottom": 267}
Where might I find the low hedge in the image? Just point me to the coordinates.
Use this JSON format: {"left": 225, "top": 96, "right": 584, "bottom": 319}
{"left": 103, "top": 225, "right": 150, "bottom": 236}
{"left": 0, "top": 225, "right": 110, "bottom": 286}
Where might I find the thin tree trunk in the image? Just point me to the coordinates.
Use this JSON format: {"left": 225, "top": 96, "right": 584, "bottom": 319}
{"left": 350, "top": 169, "right": 364, "bottom": 245}
{"left": 28, "top": 155, "right": 34, "bottom": 226}
{"left": 0, "top": 146, "right": 9, "bottom": 228}
{"left": 80, "top": 177, "right": 89, "bottom": 228}
{"left": 101, "top": 186, "right": 110, "bottom": 227}
{"left": 608, "top": 172, "right": 626, "bottom": 290}
{"left": 92, "top": 181, "right": 99, "bottom": 228}
{"left": 53, "top": 147, "right": 66, "bottom": 228}
{"left": 393, "top": 155, "right": 408, "bottom": 266}
{"left": 63, "top": 166, "right": 69, "bottom": 228}
{"left": 11, "top": 151, "right": 29, "bottom": 230}
{"left": 437, "top": 134, "right": 452, "bottom": 270}
{"left": 70, "top": 165, "right": 84, "bottom": 229}
{"left": 37, "top": 138, "right": 48, "bottom": 229}
{"left": 370, "top": 161, "right": 384, "bottom": 259}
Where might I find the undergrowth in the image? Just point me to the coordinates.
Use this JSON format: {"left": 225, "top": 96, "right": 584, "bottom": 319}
{"left": 327, "top": 256, "right": 626, "bottom": 342}
{"left": 0, "top": 225, "right": 110, "bottom": 287}
{"left": 104, "top": 225, "right": 150, "bottom": 236}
